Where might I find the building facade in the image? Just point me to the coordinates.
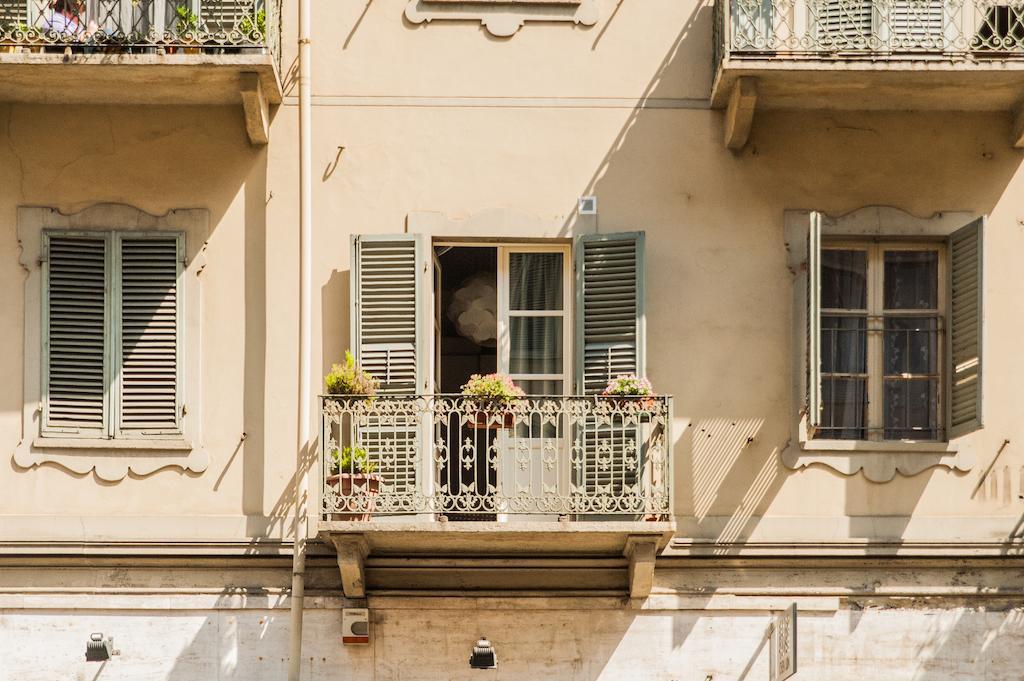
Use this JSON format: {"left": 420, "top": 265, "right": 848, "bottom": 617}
{"left": 2, "top": 0, "right": 1024, "bottom": 678}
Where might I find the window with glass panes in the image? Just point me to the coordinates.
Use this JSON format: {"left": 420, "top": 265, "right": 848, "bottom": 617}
{"left": 818, "top": 242, "right": 944, "bottom": 441}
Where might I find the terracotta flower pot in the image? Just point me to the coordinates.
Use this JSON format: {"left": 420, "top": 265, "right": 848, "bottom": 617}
{"left": 325, "top": 472, "right": 381, "bottom": 521}
{"left": 602, "top": 396, "right": 655, "bottom": 411}
{"left": 469, "top": 410, "right": 514, "bottom": 430}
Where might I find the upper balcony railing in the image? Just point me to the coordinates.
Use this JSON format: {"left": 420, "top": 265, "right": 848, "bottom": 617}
{"left": 319, "top": 395, "right": 673, "bottom": 522}
{"left": 715, "top": 0, "right": 1024, "bottom": 69}
{"left": 0, "top": 0, "right": 280, "bottom": 70}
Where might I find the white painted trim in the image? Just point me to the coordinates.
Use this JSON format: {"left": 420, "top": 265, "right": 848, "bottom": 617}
{"left": 13, "top": 204, "right": 210, "bottom": 481}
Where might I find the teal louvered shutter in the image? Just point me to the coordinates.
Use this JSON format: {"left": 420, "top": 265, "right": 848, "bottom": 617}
{"left": 351, "top": 234, "right": 430, "bottom": 498}
{"left": 807, "top": 212, "right": 823, "bottom": 437}
{"left": 574, "top": 232, "right": 646, "bottom": 394}
{"left": 116, "top": 234, "right": 182, "bottom": 436}
{"left": 574, "top": 232, "right": 646, "bottom": 513}
{"left": 947, "top": 217, "right": 984, "bottom": 439}
{"left": 42, "top": 234, "right": 110, "bottom": 437}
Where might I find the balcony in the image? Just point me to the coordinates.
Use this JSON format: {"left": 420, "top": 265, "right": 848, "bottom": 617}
{"left": 0, "top": 0, "right": 281, "bottom": 143}
{"left": 711, "top": 0, "right": 1024, "bottom": 147}
{"left": 317, "top": 395, "right": 675, "bottom": 597}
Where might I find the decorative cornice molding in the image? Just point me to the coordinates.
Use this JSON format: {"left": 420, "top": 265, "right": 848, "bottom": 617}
{"left": 404, "top": 0, "right": 599, "bottom": 37}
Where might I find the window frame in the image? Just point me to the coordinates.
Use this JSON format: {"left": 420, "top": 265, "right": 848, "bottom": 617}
{"left": 40, "top": 229, "right": 185, "bottom": 441}
{"left": 497, "top": 243, "right": 573, "bottom": 396}
{"left": 819, "top": 238, "right": 947, "bottom": 443}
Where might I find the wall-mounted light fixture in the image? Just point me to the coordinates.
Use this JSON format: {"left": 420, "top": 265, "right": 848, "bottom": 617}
{"left": 469, "top": 636, "right": 497, "bottom": 670}
{"left": 85, "top": 633, "right": 118, "bottom": 662}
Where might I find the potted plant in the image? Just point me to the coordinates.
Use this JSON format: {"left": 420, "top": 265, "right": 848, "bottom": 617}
{"left": 238, "top": 8, "right": 265, "bottom": 43}
{"left": 601, "top": 374, "right": 655, "bottom": 411}
{"left": 325, "top": 446, "right": 380, "bottom": 521}
{"left": 460, "top": 373, "right": 523, "bottom": 430}
{"left": 171, "top": 5, "right": 200, "bottom": 54}
{"left": 324, "top": 350, "right": 379, "bottom": 398}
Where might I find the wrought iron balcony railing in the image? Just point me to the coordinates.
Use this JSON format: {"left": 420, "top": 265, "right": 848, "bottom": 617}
{"left": 715, "top": 0, "right": 1024, "bottom": 70}
{"left": 319, "top": 395, "right": 673, "bottom": 521}
{"left": 0, "top": 0, "right": 280, "bottom": 62}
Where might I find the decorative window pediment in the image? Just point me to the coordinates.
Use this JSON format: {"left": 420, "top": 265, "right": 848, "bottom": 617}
{"left": 405, "top": 0, "right": 599, "bottom": 37}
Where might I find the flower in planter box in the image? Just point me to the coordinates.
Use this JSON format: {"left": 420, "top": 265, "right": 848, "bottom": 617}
{"left": 460, "top": 373, "right": 525, "bottom": 403}
{"left": 325, "top": 351, "right": 380, "bottom": 396}
{"left": 602, "top": 374, "right": 654, "bottom": 397}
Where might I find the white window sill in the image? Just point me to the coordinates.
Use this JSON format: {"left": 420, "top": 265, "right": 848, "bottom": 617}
{"left": 33, "top": 437, "right": 192, "bottom": 451}
{"left": 783, "top": 438, "right": 972, "bottom": 482}
{"left": 15, "top": 438, "right": 207, "bottom": 481}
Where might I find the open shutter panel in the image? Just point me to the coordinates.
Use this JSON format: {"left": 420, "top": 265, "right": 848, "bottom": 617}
{"left": 806, "top": 212, "right": 823, "bottom": 437}
{"left": 575, "top": 232, "right": 646, "bottom": 395}
{"left": 352, "top": 235, "right": 428, "bottom": 395}
{"left": 118, "top": 236, "right": 181, "bottom": 434}
{"left": 948, "top": 217, "right": 984, "bottom": 438}
{"left": 574, "top": 232, "right": 646, "bottom": 514}
{"left": 43, "top": 235, "right": 109, "bottom": 436}
{"left": 351, "top": 234, "right": 429, "bottom": 500}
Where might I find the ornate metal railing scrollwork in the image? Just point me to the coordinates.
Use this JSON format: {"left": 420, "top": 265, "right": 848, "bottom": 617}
{"left": 319, "top": 394, "right": 673, "bottom": 520}
{"left": 716, "top": 0, "right": 1024, "bottom": 60}
{"left": 0, "top": 0, "right": 281, "bottom": 68}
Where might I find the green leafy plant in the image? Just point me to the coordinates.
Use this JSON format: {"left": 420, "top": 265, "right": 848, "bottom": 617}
{"left": 239, "top": 8, "right": 266, "bottom": 38}
{"left": 331, "top": 446, "right": 377, "bottom": 475}
{"left": 460, "top": 373, "right": 524, "bottom": 403}
{"left": 325, "top": 351, "right": 379, "bottom": 396}
{"left": 175, "top": 4, "right": 199, "bottom": 35}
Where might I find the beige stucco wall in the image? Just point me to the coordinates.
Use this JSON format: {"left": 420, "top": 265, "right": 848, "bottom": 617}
{"left": 0, "top": 0, "right": 1023, "bottom": 550}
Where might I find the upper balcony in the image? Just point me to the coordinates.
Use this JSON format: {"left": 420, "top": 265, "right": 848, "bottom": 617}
{"left": 711, "top": 0, "right": 1024, "bottom": 146}
{"left": 0, "top": 0, "right": 281, "bottom": 143}
{"left": 317, "top": 394, "right": 675, "bottom": 597}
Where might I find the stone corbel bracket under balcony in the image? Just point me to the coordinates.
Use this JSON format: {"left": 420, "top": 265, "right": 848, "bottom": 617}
{"left": 320, "top": 521, "right": 676, "bottom": 599}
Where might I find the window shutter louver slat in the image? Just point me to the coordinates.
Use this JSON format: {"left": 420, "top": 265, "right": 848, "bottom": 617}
{"left": 354, "top": 239, "right": 421, "bottom": 395}
{"left": 948, "top": 218, "right": 984, "bottom": 438}
{"left": 575, "top": 232, "right": 646, "bottom": 512}
{"left": 818, "top": 0, "right": 873, "bottom": 47}
{"left": 351, "top": 235, "right": 428, "bottom": 499}
{"left": 575, "top": 232, "right": 646, "bottom": 394}
{"left": 118, "top": 236, "right": 181, "bottom": 434}
{"left": 44, "top": 236, "right": 108, "bottom": 435}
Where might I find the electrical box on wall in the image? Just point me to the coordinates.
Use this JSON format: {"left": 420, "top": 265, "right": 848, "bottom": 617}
{"left": 579, "top": 196, "right": 598, "bottom": 215}
{"left": 342, "top": 608, "right": 370, "bottom": 645}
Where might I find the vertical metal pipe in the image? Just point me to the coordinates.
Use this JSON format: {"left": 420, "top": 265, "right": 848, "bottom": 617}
{"left": 288, "top": 0, "right": 313, "bottom": 677}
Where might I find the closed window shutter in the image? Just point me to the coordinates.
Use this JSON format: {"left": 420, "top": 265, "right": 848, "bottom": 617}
{"left": 574, "top": 232, "right": 646, "bottom": 395}
{"left": 43, "top": 234, "right": 109, "bottom": 436}
{"left": 807, "top": 212, "right": 823, "bottom": 436}
{"left": 117, "top": 235, "right": 182, "bottom": 435}
{"left": 948, "top": 217, "right": 984, "bottom": 438}
{"left": 351, "top": 234, "right": 429, "bottom": 498}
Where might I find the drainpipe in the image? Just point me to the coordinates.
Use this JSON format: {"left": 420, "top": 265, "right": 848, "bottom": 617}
{"left": 288, "top": 0, "right": 313, "bottom": 678}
